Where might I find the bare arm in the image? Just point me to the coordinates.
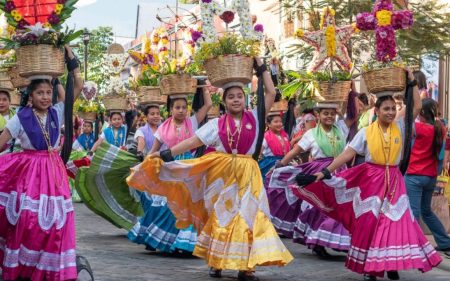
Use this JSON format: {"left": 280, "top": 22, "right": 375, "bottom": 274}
{"left": 315, "top": 147, "right": 357, "bottom": 180}
{"left": 396, "top": 69, "right": 421, "bottom": 121}
{"left": 194, "top": 86, "right": 212, "bottom": 124}
{"left": 0, "top": 129, "right": 12, "bottom": 152}
{"left": 170, "top": 136, "right": 204, "bottom": 157}
{"left": 280, "top": 144, "right": 304, "bottom": 166}
{"left": 149, "top": 138, "right": 162, "bottom": 154}
{"left": 137, "top": 137, "right": 146, "bottom": 154}
{"left": 90, "top": 137, "right": 104, "bottom": 153}
{"left": 58, "top": 45, "right": 83, "bottom": 103}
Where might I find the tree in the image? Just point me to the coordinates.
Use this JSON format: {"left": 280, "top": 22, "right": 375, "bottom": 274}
{"left": 281, "top": 0, "right": 450, "bottom": 69}
{"left": 75, "top": 26, "right": 114, "bottom": 89}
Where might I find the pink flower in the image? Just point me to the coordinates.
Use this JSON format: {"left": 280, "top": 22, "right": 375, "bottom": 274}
{"left": 17, "top": 20, "right": 29, "bottom": 30}
{"left": 356, "top": 12, "right": 376, "bottom": 31}
{"left": 48, "top": 12, "right": 60, "bottom": 25}
{"left": 190, "top": 30, "right": 203, "bottom": 42}
{"left": 5, "top": 1, "right": 16, "bottom": 12}
{"left": 391, "top": 11, "right": 414, "bottom": 29}
{"left": 220, "top": 11, "right": 235, "bottom": 24}
{"left": 254, "top": 24, "right": 264, "bottom": 33}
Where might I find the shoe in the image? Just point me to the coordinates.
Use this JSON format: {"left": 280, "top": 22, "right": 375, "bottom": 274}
{"left": 209, "top": 267, "right": 222, "bottom": 278}
{"left": 238, "top": 271, "right": 260, "bottom": 281}
{"left": 145, "top": 245, "right": 156, "bottom": 251}
{"left": 363, "top": 274, "right": 377, "bottom": 281}
{"left": 312, "top": 246, "right": 332, "bottom": 259}
{"left": 435, "top": 246, "right": 450, "bottom": 251}
{"left": 387, "top": 271, "right": 400, "bottom": 280}
{"left": 443, "top": 251, "right": 450, "bottom": 258}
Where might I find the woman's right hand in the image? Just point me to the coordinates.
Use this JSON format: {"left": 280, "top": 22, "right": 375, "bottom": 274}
{"left": 314, "top": 172, "right": 324, "bottom": 182}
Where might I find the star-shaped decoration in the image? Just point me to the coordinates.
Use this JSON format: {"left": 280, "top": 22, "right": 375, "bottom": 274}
{"left": 295, "top": 7, "right": 356, "bottom": 72}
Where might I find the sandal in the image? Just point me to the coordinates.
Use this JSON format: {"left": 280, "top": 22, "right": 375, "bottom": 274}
{"left": 387, "top": 271, "right": 400, "bottom": 280}
{"left": 209, "top": 267, "right": 222, "bottom": 278}
{"left": 238, "top": 271, "right": 259, "bottom": 281}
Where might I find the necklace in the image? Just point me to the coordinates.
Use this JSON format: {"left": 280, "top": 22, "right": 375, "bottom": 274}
{"left": 226, "top": 115, "right": 243, "bottom": 154}
{"left": 172, "top": 119, "right": 190, "bottom": 143}
{"left": 33, "top": 109, "right": 52, "bottom": 152}
{"left": 321, "top": 125, "right": 338, "bottom": 157}
{"left": 112, "top": 128, "right": 123, "bottom": 147}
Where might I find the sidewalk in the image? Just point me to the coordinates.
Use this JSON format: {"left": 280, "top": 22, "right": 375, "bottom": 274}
{"left": 426, "top": 235, "right": 450, "bottom": 271}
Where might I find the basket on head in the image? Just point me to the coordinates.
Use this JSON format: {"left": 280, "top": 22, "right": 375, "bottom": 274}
{"left": 78, "top": 111, "right": 97, "bottom": 122}
{"left": 136, "top": 86, "right": 167, "bottom": 106}
{"left": 8, "top": 66, "right": 30, "bottom": 89}
{"left": 160, "top": 74, "right": 197, "bottom": 96}
{"left": 269, "top": 99, "right": 288, "bottom": 116}
{"left": 9, "top": 91, "right": 21, "bottom": 107}
{"left": 0, "top": 69, "right": 14, "bottom": 92}
{"left": 204, "top": 55, "right": 253, "bottom": 87}
{"left": 317, "top": 80, "right": 351, "bottom": 102}
{"left": 16, "top": 45, "right": 65, "bottom": 79}
{"left": 363, "top": 67, "right": 406, "bottom": 94}
{"left": 107, "top": 43, "right": 125, "bottom": 55}
{"left": 103, "top": 95, "right": 128, "bottom": 112}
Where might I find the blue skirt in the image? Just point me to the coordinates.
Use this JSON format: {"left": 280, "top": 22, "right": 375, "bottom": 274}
{"left": 258, "top": 156, "right": 283, "bottom": 178}
{"left": 127, "top": 151, "right": 197, "bottom": 253}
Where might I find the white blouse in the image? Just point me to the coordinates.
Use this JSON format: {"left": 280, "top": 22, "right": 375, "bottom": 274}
{"left": 196, "top": 109, "right": 259, "bottom": 155}
{"left": 6, "top": 102, "right": 64, "bottom": 150}
{"left": 297, "top": 120, "right": 349, "bottom": 159}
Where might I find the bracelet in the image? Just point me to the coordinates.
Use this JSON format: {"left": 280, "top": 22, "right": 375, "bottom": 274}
{"left": 407, "top": 79, "right": 417, "bottom": 87}
{"left": 160, "top": 149, "right": 174, "bottom": 162}
{"left": 321, "top": 168, "right": 332, "bottom": 180}
{"left": 256, "top": 64, "right": 268, "bottom": 78}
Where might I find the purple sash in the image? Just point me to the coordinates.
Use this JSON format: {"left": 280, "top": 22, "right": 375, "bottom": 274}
{"left": 18, "top": 107, "right": 59, "bottom": 150}
{"left": 139, "top": 124, "right": 156, "bottom": 151}
{"left": 218, "top": 111, "right": 256, "bottom": 154}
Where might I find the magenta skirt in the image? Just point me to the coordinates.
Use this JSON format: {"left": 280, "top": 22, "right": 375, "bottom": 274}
{"left": 292, "top": 163, "right": 442, "bottom": 277}
{"left": 0, "top": 150, "right": 77, "bottom": 281}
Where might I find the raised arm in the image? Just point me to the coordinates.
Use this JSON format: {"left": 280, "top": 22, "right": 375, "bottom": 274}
{"left": 396, "top": 68, "right": 421, "bottom": 121}
{"left": 58, "top": 45, "right": 83, "bottom": 103}
{"left": 254, "top": 57, "right": 276, "bottom": 116}
{"left": 194, "top": 86, "right": 212, "bottom": 124}
{"left": 279, "top": 144, "right": 304, "bottom": 166}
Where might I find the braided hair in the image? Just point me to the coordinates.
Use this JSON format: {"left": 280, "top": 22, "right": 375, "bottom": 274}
{"left": 421, "top": 98, "right": 443, "bottom": 160}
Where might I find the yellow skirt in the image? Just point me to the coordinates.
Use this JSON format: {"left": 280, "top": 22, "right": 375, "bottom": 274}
{"left": 127, "top": 152, "right": 293, "bottom": 271}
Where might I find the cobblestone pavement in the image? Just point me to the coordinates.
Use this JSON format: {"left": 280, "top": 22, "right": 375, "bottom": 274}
{"left": 2, "top": 203, "right": 449, "bottom": 281}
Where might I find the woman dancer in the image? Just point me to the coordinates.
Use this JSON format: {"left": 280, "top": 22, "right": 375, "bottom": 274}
{"left": 292, "top": 69, "right": 442, "bottom": 280}
{"left": 267, "top": 102, "right": 352, "bottom": 251}
{"left": 0, "top": 90, "right": 15, "bottom": 155}
{"left": 0, "top": 45, "right": 83, "bottom": 281}
{"left": 91, "top": 111, "right": 127, "bottom": 151}
{"left": 127, "top": 58, "right": 293, "bottom": 281}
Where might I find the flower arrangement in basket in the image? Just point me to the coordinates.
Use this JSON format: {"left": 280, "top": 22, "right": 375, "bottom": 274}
{"left": 356, "top": 0, "right": 413, "bottom": 96}
{"left": 102, "top": 76, "right": 131, "bottom": 112}
{"left": 293, "top": 7, "right": 356, "bottom": 104}
{"left": 74, "top": 98, "right": 105, "bottom": 122}
{"left": 0, "top": 0, "right": 82, "bottom": 79}
{"left": 207, "top": 87, "right": 223, "bottom": 117}
{"left": 195, "top": 0, "right": 264, "bottom": 88}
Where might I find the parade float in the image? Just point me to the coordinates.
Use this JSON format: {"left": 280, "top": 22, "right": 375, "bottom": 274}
{"left": 75, "top": 81, "right": 105, "bottom": 122}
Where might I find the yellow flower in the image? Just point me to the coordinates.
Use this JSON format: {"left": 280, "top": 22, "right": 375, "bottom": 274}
{"left": 319, "top": 7, "right": 335, "bottom": 29}
{"left": 55, "top": 4, "right": 64, "bottom": 15}
{"left": 170, "top": 59, "right": 177, "bottom": 71}
{"left": 7, "top": 25, "right": 16, "bottom": 35}
{"left": 179, "top": 58, "right": 187, "bottom": 68}
{"left": 13, "top": 14, "right": 22, "bottom": 22}
{"left": 43, "top": 22, "right": 52, "bottom": 28}
{"left": 352, "top": 23, "right": 360, "bottom": 33}
{"left": 161, "top": 37, "right": 169, "bottom": 45}
{"left": 295, "top": 28, "right": 304, "bottom": 38}
{"left": 11, "top": 10, "right": 18, "bottom": 17}
{"left": 324, "top": 25, "right": 336, "bottom": 57}
{"left": 141, "top": 37, "right": 151, "bottom": 54}
{"left": 376, "top": 10, "right": 392, "bottom": 27}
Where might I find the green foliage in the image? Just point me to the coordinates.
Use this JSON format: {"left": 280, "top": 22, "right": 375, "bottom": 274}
{"left": 136, "top": 68, "right": 160, "bottom": 87}
{"left": 195, "top": 34, "right": 260, "bottom": 65}
{"left": 211, "top": 92, "right": 222, "bottom": 106}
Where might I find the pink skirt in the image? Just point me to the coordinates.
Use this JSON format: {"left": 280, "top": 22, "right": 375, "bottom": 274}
{"left": 0, "top": 150, "right": 77, "bottom": 281}
{"left": 292, "top": 163, "right": 442, "bottom": 277}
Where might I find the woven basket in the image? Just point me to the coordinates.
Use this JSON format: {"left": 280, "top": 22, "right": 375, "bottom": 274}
{"left": 363, "top": 67, "right": 406, "bottom": 94}
{"left": 208, "top": 105, "right": 220, "bottom": 117}
{"left": 160, "top": 74, "right": 197, "bottom": 96}
{"left": 16, "top": 45, "right": 65, "bottom": 79}
{"left": 103, "top": 95, "right": 128, "bottom": 112}
{"left": 8, "top": 66, "right": 29, "bottom": 89}
{"left": 78, "top": 111, "right": 97, "bottom": 121}
{"left": 270, "top": 100, "right": 288, "bottom": 113}
{"left": 317, "top": 81, "right": 351, "bottom": 102}
{"left": 0, "top": 70, "right": 14, "bottom": 91}
{"left": 204, "top": 55, "right": 253, "bottom": 87}
{"left": 9, "top": 91, "right": 21, "bottom": 106}
{"left": 107, "top": 43, "right": 125, "bottom": 54}
{"left": 137, "top": 86, "right": 167, "bottom": 105}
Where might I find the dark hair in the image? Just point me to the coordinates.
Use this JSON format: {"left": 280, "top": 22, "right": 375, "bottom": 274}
{"left": 144, "top": 105, "right": 159, "bottom": 116}
{"left": 357, "top": 93, "right": 369, "bottom": 106}
{"left": 0, "top": 90, "right": 10, "bottom": 101}
{"left": 413, "top": 70, "right": 427, "bottom": 90}
{"left": 109, "top": 111, "right": 123, "bottom": 119}
{"left": 375, "top": 95, "right": 395, "bottom": 108}
{"left": 266, "top": 114, "right": 282, "bottom": 124}
{"left": 83, "top": 121, "right": 94, "bottom": 127}
{"left": 27, "top": 79, "right": 52, "bottom": 94}
{"left": 222, "top": 86, "right": 244, "bottom": 102}
{"left": 302, "top": 108, "right": 314, "bottom": 115}
{"left": 167, "top": 97, "right": 187, "bottom": 110}
{"left": 421, "top": 98, "right": 443, "bottom": 159}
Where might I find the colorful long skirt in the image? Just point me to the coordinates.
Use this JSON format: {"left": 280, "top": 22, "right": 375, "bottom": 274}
{"left": 0, "top": 150, "right": 77, "bottom": 281}
{"left": 128, "top": 151, "right": 197, "bottom": 253}
{"left": 292, "top": 163, "right": 442, "bottom": 276}
{"left": 127, "top": 152, "right": 293, "bottom": 271}
{"left": 75, "top": 142, "right": 143, "bottom": 230}
{"left": 258, "top": 155, "right": 282, "bottom": 179}
{"left": 266, "top": 158, "right": 350, "bottom": 252}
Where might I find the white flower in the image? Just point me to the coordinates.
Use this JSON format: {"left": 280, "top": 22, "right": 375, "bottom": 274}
{"left": 25, "top": 23, "right": 54, "bottom": 37}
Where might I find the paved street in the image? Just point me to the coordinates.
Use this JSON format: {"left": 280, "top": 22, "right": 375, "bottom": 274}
{"left": 72, "top": 203, "right": 450, "bottom": 281}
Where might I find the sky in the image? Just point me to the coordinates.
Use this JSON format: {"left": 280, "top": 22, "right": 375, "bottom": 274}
{"left": 66, "top": 0, "right": 193, "bottom": 45}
